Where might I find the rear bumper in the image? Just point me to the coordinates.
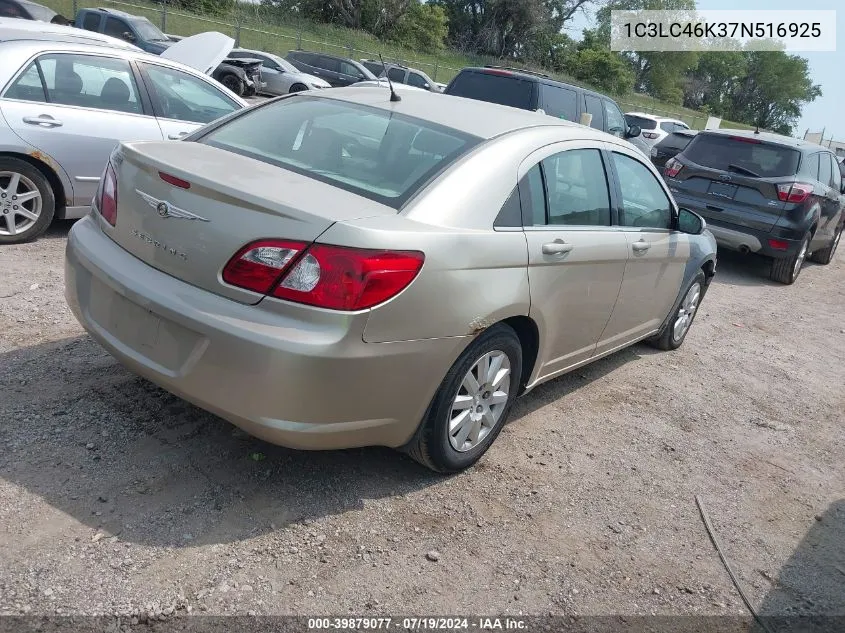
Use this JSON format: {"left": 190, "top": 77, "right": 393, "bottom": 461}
{"left": 64, "top": 214, "right": 468, "bottom": 450}
{"left": 672, "top": 193, "right": 803, "bottom": 258}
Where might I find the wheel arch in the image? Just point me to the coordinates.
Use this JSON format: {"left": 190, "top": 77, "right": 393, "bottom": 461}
{"left": 498, "top": 315, "right": 539, "bottom": 394}
{"left": 0, "top": 150, "right": 68, "bottom": 216}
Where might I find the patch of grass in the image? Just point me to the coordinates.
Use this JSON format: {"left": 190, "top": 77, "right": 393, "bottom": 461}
{"left": 45, "top": 0, "right": 752, "bottom": 129}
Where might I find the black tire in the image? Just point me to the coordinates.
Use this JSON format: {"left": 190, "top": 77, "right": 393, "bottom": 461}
{"left": 648, "top": 270, "right": 706, "bottom": 351}
{"left": 289, "top": 83, "right": 308, "bottom": 93}
{"left": 810, "top": 226, "right": 842, "bottom": 265}
{"left": 405, "top": 324, "right": 522, "bottom": 473}
{"left": 770, "top": 232, "right": 810, "bottom": 284}
{"left": 0, "top": 157, "right": 55, "bottom": 245}
{"left": 220, "top": 74, "right": 244, "bottom": 96}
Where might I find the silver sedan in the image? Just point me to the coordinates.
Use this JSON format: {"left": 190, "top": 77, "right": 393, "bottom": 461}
{"left": 65, "top": 88, "right": 717, "bottom": 472}
{"left": 0, "top": 36, "right": 246, "bottom": 243}
{"left": 228, "top": 48, "right": 330, "bottom": 95}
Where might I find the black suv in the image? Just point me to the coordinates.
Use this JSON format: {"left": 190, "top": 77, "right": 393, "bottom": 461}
{"left": 360, "top": 60, "right": 439, "bottom": 92}
{"left": 666, "top": 129, "right": 845, "bottom": 284}
{"left": 443, "top": 66, "right": 642, "bottom": 143}
{"left": 650, "top": 129, "right": 697, "bottom": 169}
{"left": 285, "top": 51, "right": 377, "bottom": 87}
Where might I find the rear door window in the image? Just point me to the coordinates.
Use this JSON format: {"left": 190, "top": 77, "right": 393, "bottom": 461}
{"left": 408, "top": 72, "right": 429, "bottom": 89}
{"left": 387, "top": 67, "right": 405, "bottom": 84}
{"left": 446, "top": 71, "right": 534, "bottom": 110}
{"left": 801, "top": 153, "right": 820, "bottom": 180}
{"left": 539, "top": 83, "right": 577, "bottom": 121}
{"left": 683, "top": 134, "right": 801, "bottom": 178}
{"left": 317, "top": 56, "right": 340, "bottom": 73}
{"left": 828, "top": 154, "right": 841, "bottom": 189}
{"left": 541, "top": 149, "right": 611, "bottom": 226}
{"left": 81, "top": 11, "right": 101, "bottom": 30}
{"left": 584, "top": 94, "right": 604, "bottom": 130}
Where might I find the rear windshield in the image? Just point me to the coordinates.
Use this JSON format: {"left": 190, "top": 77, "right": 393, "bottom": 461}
{"left": 658, "top": 132, "right": 695, "bottom": 151}
{"left": 683, "top": 134, "right": 801, "bottom": 178}
{"left": 200, "top": 96, "right": 480, "bottom": 209}
{"left": 446, "top": 71, "right": 534, "bottom": 110}
{"left": 625, "top": 115, "right": 657, "bottom": 130}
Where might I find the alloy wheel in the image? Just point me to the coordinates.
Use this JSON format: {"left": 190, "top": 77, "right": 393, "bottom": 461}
{"left": 0, "top": 171, "right": 42, "bottom": 237}
{"left": 449, "top": 350, "right": 511, "bottom": 452}
{"left": 672, "top": 282, "right": 701, "bottom": 342}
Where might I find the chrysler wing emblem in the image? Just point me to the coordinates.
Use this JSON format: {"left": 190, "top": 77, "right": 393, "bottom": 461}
{"left": 135, "top": 189, "right": 209, "bottom": 222}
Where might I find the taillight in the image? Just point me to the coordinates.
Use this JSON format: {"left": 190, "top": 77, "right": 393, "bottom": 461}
{"left": 643, "top": 132, "right": 660, "bottom": 139}
{"left": 222, "top": 240, "right": 306, "bottom": 294}
{"left": 97, "top": 161, "right": 118, "bottom": 226}
{"left": 664, "top": 158, "right": 684, "bottom": 178}
{"left": 222, "top": 241, "right": 425, "bottom": 310}
{"left": 776, "top": 182, "right": 813, "bottom": 204}
{"left": 768, "top": 239, "right": 790, "bottom": 251}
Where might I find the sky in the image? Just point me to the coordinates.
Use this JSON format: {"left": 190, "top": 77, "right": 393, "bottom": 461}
{"left": 565, "top": 0, "right": 844, "bottom": 140}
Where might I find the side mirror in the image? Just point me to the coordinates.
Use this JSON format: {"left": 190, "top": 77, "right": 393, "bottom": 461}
{"left": 122, "top": 31, "right": 136, "bottom": 42}
{"left": 677, "top": 207, "right": 706, "bottom": 235}
{"left": 626, "top": 124, "right": 642, "bottom": 138}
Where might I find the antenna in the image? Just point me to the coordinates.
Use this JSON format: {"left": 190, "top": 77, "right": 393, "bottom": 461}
{"left": 379, "top": 54, "right": 401, "bottom": 103}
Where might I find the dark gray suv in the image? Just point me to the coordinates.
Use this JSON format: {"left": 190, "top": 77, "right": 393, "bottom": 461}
{"left": 665, "top": 129, "right": 845, "bottom": 284}
{"left": 285, "top": 51, "right": 377, "bottom": 87}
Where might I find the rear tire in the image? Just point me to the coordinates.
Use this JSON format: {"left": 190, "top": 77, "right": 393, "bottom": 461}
{"left": 405, "top": 324, "right": 522, "bottom": 473}
{"left": 770, "top": 232, "right": 810, "bottom": 284}
{"left": 0, "top": 157, "right": 55, "bottom": 245}
{"left": 649, "top": 270, "right": 706, "bottom": 351}
{"left": 810, "top": 226, "right": 841, "bottom": 265}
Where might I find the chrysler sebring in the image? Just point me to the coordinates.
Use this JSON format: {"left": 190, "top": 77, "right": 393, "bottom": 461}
{"left": 65, "top": 88, "right": 717, "bottom": 472}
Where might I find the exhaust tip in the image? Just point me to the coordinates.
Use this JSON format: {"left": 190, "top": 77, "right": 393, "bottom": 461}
{"left": 738, "top": 245, "right": 750, "bottom": 254}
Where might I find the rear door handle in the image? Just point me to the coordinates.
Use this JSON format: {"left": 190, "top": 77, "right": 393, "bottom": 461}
{"left": 23, "top": 115, "right": 62, "bottom": 128}
{"left": 631, "top": 240, "right": 651, "bottom": 253}
{"left": 542, "top": 241, "right": 574, "bottom": 255}
{"left": 168, "top": 131, "right": 189, "bottom": 140}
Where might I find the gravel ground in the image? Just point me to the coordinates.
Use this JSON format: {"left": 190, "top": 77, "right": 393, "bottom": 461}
{"left": 0, "top": 223, "right": 843, "bottom": 626}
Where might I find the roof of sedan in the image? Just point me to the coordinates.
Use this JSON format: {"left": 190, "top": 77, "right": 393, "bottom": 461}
{"left": 314, "top": 85, "right": 599, "bottom": 140}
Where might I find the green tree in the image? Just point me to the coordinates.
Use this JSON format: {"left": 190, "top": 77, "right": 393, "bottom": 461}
{"left": 390, "top": 2, "right": 449, "bottom": 52}
{"left": 726, "top": 51, "right": 821, "bottom": 134}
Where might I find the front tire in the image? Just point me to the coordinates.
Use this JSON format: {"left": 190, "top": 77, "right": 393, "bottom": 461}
{"left": 649, "top": 270, "right": 706, "bottom": 351}
{"left": 220, "top": 74, "right": 244, "bottom": 96}
{"left": 0, "top": 158, "right": 55, "bottom": 244}
{"left": 405, "top": 324, "right": 522, "bottom": 473}
{"left": 810, "top": 226, "right": 841, "bottom": 265}
{"left": 770, "top": 232, "right": 810, "bottom": 284}
{"left": 289, "top": 83, "right": 308, "bottom": 93}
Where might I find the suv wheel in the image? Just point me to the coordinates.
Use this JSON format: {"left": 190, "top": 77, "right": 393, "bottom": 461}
{"left": 405, "top": 324, "right": 522, "bottom": 473}
{"left": 809, "top": 226, "right": 842, "bottom": 265}
{"left": 770, "top": 232, "right": 810, "bottom": 284}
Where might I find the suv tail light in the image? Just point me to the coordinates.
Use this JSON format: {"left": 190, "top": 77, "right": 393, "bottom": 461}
{"left": 96, "top": 161, "right": 118, "bottom": 226}
{"left": 664, "top": 157, "right": 684, "bottom": 178}
{"left": 776, "top": 182, "right": 813, "bottom": 204}
{"left": 642, "top": 132, "right": 660, "bottom": 139}
{"left": 222, "top": 240, "right": 425, "bottom": 311}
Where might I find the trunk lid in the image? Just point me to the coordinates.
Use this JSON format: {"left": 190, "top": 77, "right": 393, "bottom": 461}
{"left": 159, "top": 31, "right": 234, "bottom": 75}
{"left": 106, "top": 141, "right": 394, "bottom": 304}
{"left": 669, "top": 133, "right": 801, "bottom": 231}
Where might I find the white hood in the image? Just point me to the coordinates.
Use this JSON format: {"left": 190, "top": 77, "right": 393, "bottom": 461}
{"left": 159, "top": 31, "right": 234, "bottom": 75}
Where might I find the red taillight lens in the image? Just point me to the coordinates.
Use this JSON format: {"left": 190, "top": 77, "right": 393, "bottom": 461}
{"left": 222, "top": 240, "right": 425, "bottom": 310}
{"left": 222, "top": 239, "right": 306, "bottom": 294}
{"left": 776, "top": 182, "right": 813, "bottom": 204}
{"left": 273, "top": 245, "right": 425, "bottom": 310}
{"left": 643, "top": 132, "right": 660, "bottom": 139}
{"left": 664, "top": 157, "right": 683, "bottom": 178}
{"left": 768, "top": 239, "right": 790, "bottom": 251}
{"left": 98, "top": 162, "right": 118, "bottom": 226}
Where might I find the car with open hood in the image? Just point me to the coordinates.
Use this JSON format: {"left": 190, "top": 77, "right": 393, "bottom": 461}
{"left": 227, "top": 48, "right": 329, "bottom": 95}
{"left": 0, "top": 32, "right": 246, "bottom": 243}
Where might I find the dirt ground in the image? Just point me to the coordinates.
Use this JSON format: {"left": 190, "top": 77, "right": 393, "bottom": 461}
{"left": 1, "top": 221, "right": 843, "bottom": 626}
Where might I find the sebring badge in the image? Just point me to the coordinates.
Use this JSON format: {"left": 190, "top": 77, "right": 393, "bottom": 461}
{"left": 135, "top": 190, "right": 209, "bottom": 222}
